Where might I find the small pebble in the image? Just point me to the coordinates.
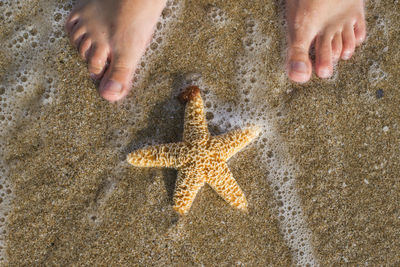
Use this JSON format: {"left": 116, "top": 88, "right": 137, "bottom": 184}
{"left": 376, "top": 89, "right": 384, "bottom": 99}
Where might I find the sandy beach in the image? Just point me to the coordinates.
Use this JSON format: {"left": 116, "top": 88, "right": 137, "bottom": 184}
{"left": 0, "top": 0, "right": 399, "bottom": 265}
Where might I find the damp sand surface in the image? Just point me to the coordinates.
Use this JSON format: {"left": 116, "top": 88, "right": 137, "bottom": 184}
{"left": 1, "top": 0, "right": 400, "bottom": 266}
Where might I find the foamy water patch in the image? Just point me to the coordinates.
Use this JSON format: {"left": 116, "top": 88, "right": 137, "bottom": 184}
{"left": 368, "top": 61, "right": 388, "bottom": 86}
{"left": 0, "top": 1, "right": 74, "bottom": 263}
{"left": 0, "top": 1, "right": 16, "bottom": 26}
{"left": 0, "top": 143, "right": 12, "bottom": 263}
{"left": 206, "top": 5, "right": 230, "bottom": 28}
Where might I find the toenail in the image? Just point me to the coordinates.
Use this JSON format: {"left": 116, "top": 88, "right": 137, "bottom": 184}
{"left": 290, "top": 61, "right": 308, "bottom": 74}
{"left": 101, "top": 80, "right": 123, "bottom": 95}
{"left": 319, "top": 68, "right": 331, "bottom": 78}
{"left": 342, "top": 51, "right": 352, "bottom": 59}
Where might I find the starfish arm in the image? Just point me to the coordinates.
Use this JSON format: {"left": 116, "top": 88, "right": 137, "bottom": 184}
{"left": 211, "top": 126, "right": 260, "bottom": 161}
{"left": 205, "top": 162, "right": 248, "bottom": 211}
{"left": 127, "top": 142, "right": 186, "bottom": 168}
{"left": 173, "top": 166, "right": 206, "bottom": 215}
{"left": 182, "top": 87, "right": 210, "bottom": 144}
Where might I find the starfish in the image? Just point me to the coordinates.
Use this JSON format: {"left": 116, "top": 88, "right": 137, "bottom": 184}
{"left": 127, "top": 86, "right": 260, "bottom": 215}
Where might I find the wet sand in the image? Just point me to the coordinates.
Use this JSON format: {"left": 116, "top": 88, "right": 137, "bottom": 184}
{"left": 0, "top": 0, "right": 399, "bottom": 266}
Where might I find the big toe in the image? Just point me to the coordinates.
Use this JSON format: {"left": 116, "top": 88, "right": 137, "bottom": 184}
{"left": 98, "top": 38, "right": 149, "bottom": 102}
{"left": 287, "top": 45, "right": 313, "bottom": 83}
{"left": 99, "top": 59, "right": 135, "bottom": 102}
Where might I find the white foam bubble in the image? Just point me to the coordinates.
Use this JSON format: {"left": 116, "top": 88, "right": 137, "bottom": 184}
{"left": 0, "top": 1, "right": 16, "bottom": 26}
{"left": 368, "top": 61, "right": 387, "bottom": 86}
{"left": 206, "top": 5, "right": 230, "bottom": 27}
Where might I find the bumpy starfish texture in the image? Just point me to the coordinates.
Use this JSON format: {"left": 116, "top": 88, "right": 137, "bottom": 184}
{"left": 127, "top": 86, "right": 260, "bottom": 215}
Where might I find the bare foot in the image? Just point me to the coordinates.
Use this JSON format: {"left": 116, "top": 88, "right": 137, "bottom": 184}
{"left": 286, "top": 0, "right": 366, "bottom": 83}
{"left": 65, "top": 0, "right": 166, "bottom": 102}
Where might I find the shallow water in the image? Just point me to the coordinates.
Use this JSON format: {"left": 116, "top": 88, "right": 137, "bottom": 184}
{"left": 0, "top": 0, "right": 399, "bottom": 266}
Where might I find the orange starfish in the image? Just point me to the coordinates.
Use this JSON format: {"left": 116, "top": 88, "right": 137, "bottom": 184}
{"left": 127, "top": 86, "right": 260, "bottom": 215}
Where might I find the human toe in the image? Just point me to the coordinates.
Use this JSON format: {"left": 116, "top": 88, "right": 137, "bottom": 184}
{"left": 315, "top": 34, "right": 333, "bottom": 78}
{"left": 354, "top": 19, "right": 366, "bottom": 46}
{"left": 65, "top": 13, "right": 79, "bottom": 34}
{"left": 70, "top": 24, "right": 87, "bottom": 48}
{"left": 99, "top": 61, "right": 134, "bottom": 102}
{"left": 88, "top": 44, "right": 109, "bottom": 77}
{"left": 331, "top": 32, "right": 343, "bottom": 61}
{"left": 287, "top": 45, "right": 313, "bottom": 83}
{"left": 341, "top": 23, "right": 356, "bottom": 60}
{"left": 79, "top": 36, "right": 92, "bottom": 59}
